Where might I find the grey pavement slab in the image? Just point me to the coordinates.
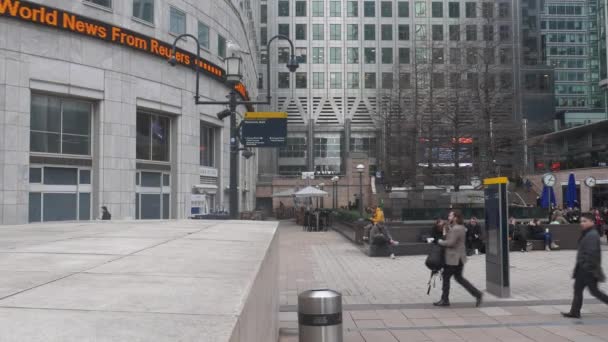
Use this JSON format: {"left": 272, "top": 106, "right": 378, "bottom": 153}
{"left": 13, "top": 237, "right": 169, "bottom": 255}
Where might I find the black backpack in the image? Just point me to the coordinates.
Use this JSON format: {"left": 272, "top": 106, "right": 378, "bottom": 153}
{"left": 425, "top": 244, "right": 445, "bottom": 272}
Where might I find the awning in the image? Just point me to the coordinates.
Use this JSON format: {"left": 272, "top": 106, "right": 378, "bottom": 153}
{"left": 271, "top": 188, "right": 297, "bottom": 198}
{"left": 194, "top": 184, "right": 218, "bottom": 194}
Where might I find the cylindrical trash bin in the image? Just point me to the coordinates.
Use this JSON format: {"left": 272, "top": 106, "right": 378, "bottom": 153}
{"left": 298, "top": 289, "right": 342, "bottom": 342}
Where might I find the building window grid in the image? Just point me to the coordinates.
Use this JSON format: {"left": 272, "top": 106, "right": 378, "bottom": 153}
{"left": 169, "top": 6, "right": 186, "bottom": 35}
{"left": 133, "top": 0, "right": 154, "bottom": 23}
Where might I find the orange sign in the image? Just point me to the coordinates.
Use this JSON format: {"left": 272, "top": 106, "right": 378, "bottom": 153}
{"left": 0, "top": 0, "right": 250, "bottom": 101}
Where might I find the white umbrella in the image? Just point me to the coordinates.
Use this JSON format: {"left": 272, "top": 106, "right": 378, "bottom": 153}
{"left": 294, "top": 186, "right": 328, "bottom": 198}
{"left": 271, "top": 188, "right": 297, "bottom": 198}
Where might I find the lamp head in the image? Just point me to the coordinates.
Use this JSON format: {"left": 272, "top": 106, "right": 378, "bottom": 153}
{"left": 217, "top": 109, "right": 232, "bottom": 121}
{"left": 356, "top": 164, "right": 365, "bottom": 173}
{"left": 286, "top": 56, "right": 299, "bottom": 72}
{"left": 168, "top": 55, "right": 178, "bottom": 66}
{"left": 242, "top": 150, "right": 254, "bottom": 159}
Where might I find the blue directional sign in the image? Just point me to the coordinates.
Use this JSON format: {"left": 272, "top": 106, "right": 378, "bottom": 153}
{"left": 242, "top": 112, "right": 287, "bottom": 147}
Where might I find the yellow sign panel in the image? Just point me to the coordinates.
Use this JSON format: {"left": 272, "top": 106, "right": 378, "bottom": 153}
{"left": 483, "top": 177, "right": 509, "bottom": 185}
{"left": 245, "top": 112, "right": 288, "bottom": 119}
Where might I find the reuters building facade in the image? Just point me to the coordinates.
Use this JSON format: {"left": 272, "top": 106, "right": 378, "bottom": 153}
{"left": 0, "top": 0, "right": 260, "bottom": 224}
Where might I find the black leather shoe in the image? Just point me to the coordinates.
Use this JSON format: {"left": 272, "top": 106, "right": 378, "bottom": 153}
{"left": 561, "top": 312, "right": 581, "bottom": 319}
{"left": 433, "top": 300, "right": 450, "bottom": 307}
{"left": 476, "top": 294, "right": 483, "bottom": 307}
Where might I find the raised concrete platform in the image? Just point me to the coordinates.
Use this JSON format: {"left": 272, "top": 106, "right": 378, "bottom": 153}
{"left": 0, "top": 220, "right": 279, "bottom": 342}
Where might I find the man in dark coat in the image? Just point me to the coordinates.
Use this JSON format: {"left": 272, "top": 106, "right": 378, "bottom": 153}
{"left": 562, "top": 212, "right": 608, "bottom": 318}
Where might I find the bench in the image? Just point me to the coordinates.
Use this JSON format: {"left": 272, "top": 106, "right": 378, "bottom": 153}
{"left": 368, "top": 242, "right": 433, "bottom": 257}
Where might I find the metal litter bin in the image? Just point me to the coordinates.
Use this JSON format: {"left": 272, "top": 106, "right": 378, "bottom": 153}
{"left": 298, "top": 289, "right": 342, "bottom": 342}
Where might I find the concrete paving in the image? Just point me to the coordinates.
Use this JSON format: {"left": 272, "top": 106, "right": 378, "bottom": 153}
{"left": 0, "top": 220, "right": 279, "bottom": 342}
{"left": 278, "top": 220, "right": 608, "bottom": 342}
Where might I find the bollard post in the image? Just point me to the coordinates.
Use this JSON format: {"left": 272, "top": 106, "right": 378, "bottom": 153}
{"left": 298, "top": 289, "right": 342, "bottom": 342}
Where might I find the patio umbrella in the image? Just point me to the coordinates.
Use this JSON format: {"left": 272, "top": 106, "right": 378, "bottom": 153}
{"left": 540, "top": 185, "right": 556, "bottom": 209}
{"left": 566, "top": 173, "right": 577, "bottom": 208}
{"left": 294, "top": 186, "right": 328, "bottom": 198}
{"left": 271, "top": 188, "right": 296, "bottom": 198}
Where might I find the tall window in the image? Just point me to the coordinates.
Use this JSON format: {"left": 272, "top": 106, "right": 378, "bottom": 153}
{"left": 278, "top": 24, "right": 289, "bottom": 38}
{"left": 415, "top": 24, "right": 427, "bottom": 40}
{"left": 312, "top": 1, "right": 324, "bottom": 16}
{"left": 169, "top": 6, "right": 186, "bottom": 35}
{"left": 137, "top": 112, "right": 170, "bottom": 161}
{"left": 347, "top": 72, "right": 360, "bottom": 88}
{"left": 382, "top": 73, "right": 393, "bottom": 89}
{"left": 330, "top": 1, "right": 341, "bottom": 16}
{"left": 347, "top": 47, "right": 359, "bottom": 63}
{"left": 313, "top": 24, "right": 324, "bottom": 40}
{"left": 313, "top": 72, "right": 325, "bottom": 88}
{"left": 278, "top": 1, "right": 289, "bottom": 16}
{"left": 398, "top": 1, "right": 409, "bottom": 17}
{"left": 87, "top": 0, "right": 111, "bottom": 8}
{"left": 348, "top": 1, "right": 359, "bottom": 16}
{"left": 432, "top": 25, "right": 443, "bottom": 41}
{"left": 364, "top": 1, "right": 375, "bottom": 16}
{"left": 449, "top": 25, "right": 460, "bottom": 41}
{"left": 312, "top": 47, "right": 325, "bottom": 63}
{"left": 278, "top": 72, "right": 290, "bottom": 88}
{"left": 382, "top": 48, "right": 393, "bottom": 64}
{"left": 381, "top": 1, "right": 393, "bottom": 16}
{"left": 432, "top": 48, "right": 444, "bottom": 63}
{"left": 365, "top": 72, "right": 376, "bottom": 88}
{"left": 466, "top": 25, "right": 477, "bottom": 41}
{"left": 399, "top": 48, "right": 411, "bottom": 63}
{"left": 260, "top": 27, "right": 268, "bottom": 45}
{"left": 381, "top": 24, "right": 393, "bottom": 40}
{"left": 296, "top": 73, "right": 307, "bottom": 88}
{"left": 330, "top": 24, "right": 341, "bottom": 40}
{"left": 198, "top": 22, "right": 210, "bottom": 49}
{"left": 296, "top": 24, "right": 307, "bottom": 40}
{"left": 218, "top": 35, "right": 226, "bottom": 58}
{"left": 466, "top": 2, "right": 476, "bottom": 17}
{"left": 330, "top": 72, "right": 342, "bottom": 88}
{"left": 448, "top": 2, "right": 459, "bottom": 17}
{"left": 200, "top": 123, "right": 215, "bottom": 167}
{"left": 330, "top": 47, "right": 342, "bottom": 64}
{"left": 364, "top": 47, "right": 376, "bottom": 63}
{"left": 482, "top": 3, "right": 494, "bottom": 18}
{"left": 398, "top": 24, "right": 410, "bottom": 40}
{"left": 296, "top": 1, "right": 306, "bottom": 16}
{"left": 364, "top": 24, "right": 375, "bottom": 40}
{"left": 415, "top": 2, "right": 426, "bottom": 16}
{"left": 278, "top": 47, "right": 290, "bottom": 63}
{"left": 260, "top": 4, "right": 267, "bottom": 23}
{"left": 296, "top": 47, "right": 307, "bottom": 63}
{"left": 135, "top": 171, "right": 171, "bottom": 220}
{"left": 30, "top": 95, "right": 92, "bottom": 156}
{"left": 133, "top": 0, "right": 154, "bottom": 23}
{"left": 432, "top": 2, "right": 443, "bottom": 17}
{"left": 347, "top": 24, "right": 359, "bottom": 40}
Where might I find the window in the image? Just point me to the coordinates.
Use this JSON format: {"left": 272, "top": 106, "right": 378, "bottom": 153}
{"left": 482, "top": 2, "right": 493, "bottom": 18}
{"left": 347, "top": 48, "right": 359, "bottom": 63}
{"left": 499, "top": 3, "right": 509, "bottom": 17}
{"left": 365, "top": 73, "right": 376, "bottom": 88}
{"left": 381, "top": 24, "right": 393, "bottom": 40}
{"left": 500, "top": 25, "right": 510, "bottom": 41}
{"left": 348, "top": 1, "right": 359, "bottom": 16}
{"left": 87, "top": 0, "right": 111, "bottom": 8}
{"left": 136, "top": 171, "right": 170, "bottom": 220}
{"left": 330, "top": 1, "right": 341, "bottom": 16}
{"left": 399, "top": 48, "right": 410, "bottom": 63}
{"left": 330, "top": 72, "right": 342, "bottom": 88}
{"left": 296, "top": 47, "right": 307, "bottom": 63}
{"left": 415, "top": 24, "right": 426, "bottom": 40}
{"left": 296, "top": 73, "right": 307, "bottom": 88}
{"left": 313, "top": 72, "right": 325, "bottom": 88}
{"left": 449, "top": 25, "right": 460, "bottom": 41}
{"left": 448, "top": 2, "right": 459, "bottom": 17}
{"left": 218, "top": 35, "right": 226, "bottom": 58}
{"left": 198, "top": 22, "right": 210, "bottom": 49}
{"left": 313, "top": 24, "right": 324, "bottom": 40}
{"left": 432, "top": 48, "right": 444, "bottom": 64}
{"left": 499, "top": 48, "right": 512, "bottom": 64}
{"left": 450, "top": 48, "right": 461, "bottom": 64}
{"left": 260, "top": 4, "right": 267, "bottom": 23}
{"left": 465, "top": 2, "right": 476, "bottom": 17}
{"left": 467, "top": 72, "right": 478, "bottom": 89}
{"left": 484, "top": 48, "right": 495, "bottom": 64}
{"left": 278, "top": 47, "right": 290, "bottom": 63}
{"left": 296, "top": 1, "right": 306, "bottom": 16}
{"left": 416, "top": 48, "right": 428, "bottom": 63}
{"left": 260, "top": 27, "right": 267, "bottom": 45}
{"left": 399, "top": 73, "right": 411, "bottom": 88}
{"left": 398, "top": 25, "right": 410, "bottom": 40}
{"left": 278, "top": 24, "right": 289, "bottom": 38}
{"left": 432, "top": 2, "right": 443, "bottom": 17}
{"left": 330, "top": 24, "right": 341, "bottom": 40}
{"left": 312, "top": 1, "right": 324, "bottom": 16}
{"left": 466, "top": 25, "right": 477, "bottom": 41}
{"left": 364, "top": 24, "right": 375, "bottom": 40}
{"left": 432, "top": 73, "right": 445, "bottom": 88}
{"left": 330, "top": 47, "right": 342, "bottom": 64}
{"left": 278, "top": 1, "right": 289, "bottom": 16}
{"left": 483, "top": 25, "right": 493, "bottom": 41}
{"left": 350, "top": 137, "right": 377, "bottom": 157}
{"left": 381, "top": 1, "right": 393, "bottom": 16}
{"left": 382, "top": 48, "right": 393, "bottom": 64}
{"left": 364, "top": 47, "right": 376, "bottom": 63}
{"left": 466, "top": 48, "right": 477, "bottom": 64}
{"left": 312, "top": 47, "right": 325, "bottom": 63}
{"left": 169, "top": 6, "right": 186, "bottom": 35}
{"left": 347, "top": 24, "right": 359, "bottom": 40}
{"left": 279, "top": 137, "right": 307, "bottom": 158}
{"left": 278, "top": 72, "right": 290, "bottom": 88}
{"left": 296, "top": 24, "right": 306, "bottom": 40}
{"left": 415, "top": 2, "right": 426, "bottom": 16}
{"left": 30, "top": 95, "right": 92, "bottom": 156}
{"left": 432, "top": 25, "right": 443, "bottom": 41}
{"left": 200, "top": 124, "right": 215, "bottom": 167}
{"left": 136, "top": 112, "right": 170, "bottom": 161}
{"left": 364, "top": 1, "right": 375, "bottom": 16}
{"left": 450, "top": 73, "right": 461, "bottom": 87}
{"left": 133, "top": 0, "right": 154, "bottom": 23}
{"left": 347, "top": 72, "right": 360, "bottom": 88}
{"left": 382, "top": 73, "right": 393, "bottom": 89}
{"left": 398, "top": 1, "right": 409, "bottom": 16}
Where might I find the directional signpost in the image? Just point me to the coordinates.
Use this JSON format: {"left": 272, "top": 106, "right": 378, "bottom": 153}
{"left": 242, "top": 112, "right": 287, "bottom": 147}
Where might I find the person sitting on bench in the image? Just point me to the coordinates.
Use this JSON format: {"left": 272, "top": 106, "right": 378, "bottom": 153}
{"left": 528, "top": 218, "right": 559, "bottom": 251}
{"left": 370, "top": 223, "right": 398, "bottom": 259}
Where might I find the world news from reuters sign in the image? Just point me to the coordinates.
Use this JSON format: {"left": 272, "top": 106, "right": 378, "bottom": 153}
{"left": 0, "top": 0, "right": 250, "bottom": 102}
{"left": 242, "top": 112, "right": 287, "bottom": 147}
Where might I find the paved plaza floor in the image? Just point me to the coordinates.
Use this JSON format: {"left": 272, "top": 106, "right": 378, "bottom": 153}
{"left": 278, "top": 220, "right": 608, "bottom": 342}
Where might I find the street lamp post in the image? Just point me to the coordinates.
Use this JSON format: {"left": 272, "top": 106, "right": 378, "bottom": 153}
{"left": 331, "top": 176, "right": 339, "bottom": 209}
{"left": 168, "top": 34, "right": 298, "bottom": 219}
{"left": 356, "top": 164, "right": 365, "bottom": 217}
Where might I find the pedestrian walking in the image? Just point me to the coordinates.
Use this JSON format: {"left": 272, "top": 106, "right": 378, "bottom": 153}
{"left": 434, "top": 209, "right": 483, "bottom": 307}
{"left": 562, "top": 212, "right": 608, "bottom": 319}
